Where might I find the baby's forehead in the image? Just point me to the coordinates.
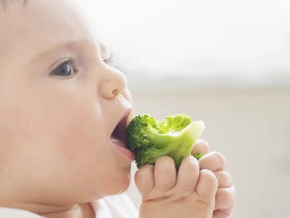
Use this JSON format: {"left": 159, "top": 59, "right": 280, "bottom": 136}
{"left": 0, "top": 0, "right": 105, "bottom": 70}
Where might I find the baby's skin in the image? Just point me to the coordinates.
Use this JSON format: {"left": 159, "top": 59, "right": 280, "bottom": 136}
{"left": 136, "top": 140, "right": 236, "bottom": 218}
{"left": 0, "top": 0, "right": 236, "bottom": 217}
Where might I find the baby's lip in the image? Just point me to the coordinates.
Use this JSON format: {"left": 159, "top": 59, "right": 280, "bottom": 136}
{"left": 111, "top": 109, "right": 132, "bottom": 145}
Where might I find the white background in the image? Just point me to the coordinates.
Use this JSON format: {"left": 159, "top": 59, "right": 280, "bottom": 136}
{"left": 81, "top": 0, "right": 290, "bottom": 90}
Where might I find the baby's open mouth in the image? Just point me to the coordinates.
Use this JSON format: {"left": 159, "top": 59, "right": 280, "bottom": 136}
{"left": 110, "top": 111, "right": 135, "bottom": 161}
{"left": 111, "top": 114, "right": 129, "bottom": 148}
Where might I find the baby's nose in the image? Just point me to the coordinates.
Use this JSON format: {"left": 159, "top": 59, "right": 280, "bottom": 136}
{"left": 99, "top": 66, "right": 127, "bottom": 99}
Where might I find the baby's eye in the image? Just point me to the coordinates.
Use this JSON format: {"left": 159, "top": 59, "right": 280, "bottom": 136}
{"left": 51, "top": 61, "right": 75, "bottom": 76}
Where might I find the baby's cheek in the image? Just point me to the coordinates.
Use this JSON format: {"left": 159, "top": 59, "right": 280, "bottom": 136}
{"left": 0, "top": 105, "right": 25, "bottom": 136}
{"left": 0, "top": 102, "right": 45, "bottom": 146}
{"left": 54, "top": 103, "right": 105, "bottom": 153}
{"left": 51, "top": 108, "right": 100, "bottom": 147}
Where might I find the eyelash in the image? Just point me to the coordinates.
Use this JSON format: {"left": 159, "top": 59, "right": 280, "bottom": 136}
{"left": 103, "top": 54, "right": 115, "bottom": 66}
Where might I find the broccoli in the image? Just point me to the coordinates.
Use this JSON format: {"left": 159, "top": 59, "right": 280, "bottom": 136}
{"left": 125, "top": 114, "right": 205, "bottom": 170}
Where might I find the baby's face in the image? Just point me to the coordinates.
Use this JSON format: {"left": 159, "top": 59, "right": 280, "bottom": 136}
{"left": 0, "top": 0, "right": 134, "bottom": 204}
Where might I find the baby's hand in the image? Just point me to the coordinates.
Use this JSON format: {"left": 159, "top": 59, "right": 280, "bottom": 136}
{"left": 135, "top": 154, "right": 218, "bottom": 218}
{"left": 192, "top": 140, "right": 237, "bottom": 218}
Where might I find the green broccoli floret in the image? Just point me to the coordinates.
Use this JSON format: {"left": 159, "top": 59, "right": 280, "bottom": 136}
{"left": 125, "top": 114, "right": 205, "bottom": 170}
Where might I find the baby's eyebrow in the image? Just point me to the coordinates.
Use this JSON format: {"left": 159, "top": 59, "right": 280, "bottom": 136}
{"left": 31, "top": 38, "right": 92, "bottom": 64}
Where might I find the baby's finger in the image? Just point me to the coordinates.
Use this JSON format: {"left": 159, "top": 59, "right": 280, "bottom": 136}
{"left": 199, "top": 152, "right": 227, "bottom": 172}
{"left": 214, "top": 186, "right": 237, "bottom": 212}
{"left": 154, "top": 156, "right": 177, "bottom": 192}
{"left": 213, "top": 209, "right": 235, "bottom": 218}
{"left": 135, "top": 164, "right": 155, "bottom": 197}
{"left": 215, "top": 171, "right": 232, "bottom": 188}
{"left": 191, "top": 139, "right": 211, "bottom": 156}
{"left": 176, "top": 156, "right": 199, "bottom": 192}
{"left": 196, "top": 169, "right": 218, "bottom": 198}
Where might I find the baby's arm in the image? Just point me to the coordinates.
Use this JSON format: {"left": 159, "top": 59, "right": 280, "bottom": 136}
{"left": 135, "top": 140, "right": 237, "bottom": 218}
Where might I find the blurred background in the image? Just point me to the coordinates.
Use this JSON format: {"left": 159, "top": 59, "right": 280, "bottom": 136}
{"left": 80, "top": 1, "right": 290, "bottom": 217}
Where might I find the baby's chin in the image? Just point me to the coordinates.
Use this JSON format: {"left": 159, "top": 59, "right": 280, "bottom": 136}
{"left": 96, "top": 168, "right": 132, "bottom": 198}
{"left": 112, "top": 168, "right": 132, "bottom": 194}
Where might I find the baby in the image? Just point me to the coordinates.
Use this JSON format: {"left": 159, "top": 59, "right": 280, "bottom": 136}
{"left": 0, "top": 0, "right": 237, "bottom": 217}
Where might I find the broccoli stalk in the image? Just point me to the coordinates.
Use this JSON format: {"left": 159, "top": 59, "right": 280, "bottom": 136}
{"left": 125, "top": 114, "right": 205, "bottom": 170}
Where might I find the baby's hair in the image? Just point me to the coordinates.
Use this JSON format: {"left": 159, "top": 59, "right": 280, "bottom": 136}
{"left": 0, "top": 0, "right": 27, "bottom": 8}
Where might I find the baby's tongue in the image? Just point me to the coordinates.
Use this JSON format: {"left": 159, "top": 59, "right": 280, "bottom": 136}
{"left": 110, "top": 135, "right": 126, "bottom": 148}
